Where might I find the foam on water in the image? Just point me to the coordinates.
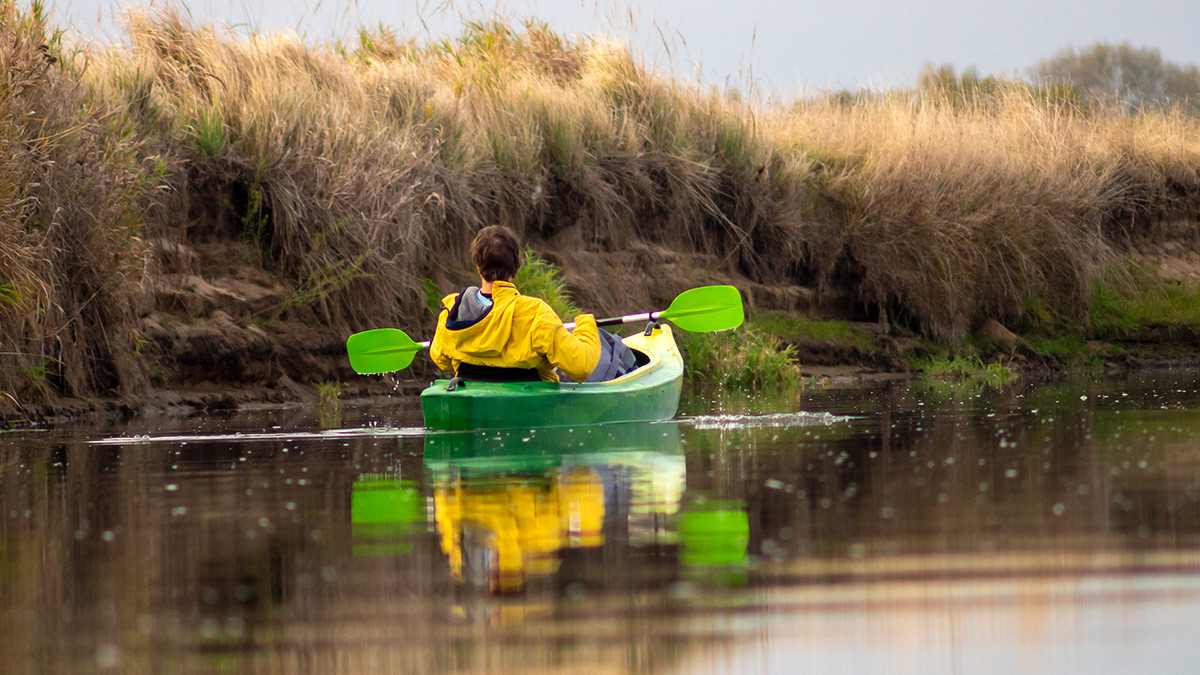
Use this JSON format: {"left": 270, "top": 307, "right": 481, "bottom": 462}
{"left": 686, "top": 411, "right": 850, "bottom": 430}
{"left": 89, "top": 425, "right": 431, "bottom": 445}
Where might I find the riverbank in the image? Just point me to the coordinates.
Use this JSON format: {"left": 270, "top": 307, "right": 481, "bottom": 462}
{"left": 3, "top": 6, "right": 1200, "bottom": 423}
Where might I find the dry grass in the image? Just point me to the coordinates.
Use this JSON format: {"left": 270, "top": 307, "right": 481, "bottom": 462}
{"left": 772, "top": 89, "right": 1122, "bottom": 339}
{"left": 3, "top": 5, "right": 1200, "bottom": 410}
{"left": 1, "top": 1, "right": 156, "bottom": 409}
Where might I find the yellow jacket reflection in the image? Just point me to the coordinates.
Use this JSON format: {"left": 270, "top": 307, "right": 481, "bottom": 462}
{"left": 435, "top": 467, "right": 604, "bottom": 593}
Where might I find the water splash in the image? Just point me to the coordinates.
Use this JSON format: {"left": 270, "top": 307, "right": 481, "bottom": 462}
{"left": 686, "top": 411, "right": 850, "bottom": 430}
{"left": 89, "top": 426, "right": 430, "bottom": 445}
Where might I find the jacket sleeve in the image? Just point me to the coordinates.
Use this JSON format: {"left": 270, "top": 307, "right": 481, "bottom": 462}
{"left": 429, "top": 304, "right": 455, "bottom": 373}
{"left": 536, "top": 308, "right": 601, "bottom": 383}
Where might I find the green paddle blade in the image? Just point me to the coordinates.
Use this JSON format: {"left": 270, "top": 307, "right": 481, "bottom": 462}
{"left": 659, "top": 285, "right": 744, "bottom": 332}
{"left": 346, "top": 328, "right": 425, "bottom": 374}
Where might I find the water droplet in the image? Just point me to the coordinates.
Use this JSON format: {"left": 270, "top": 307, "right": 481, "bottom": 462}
{"left": 96, "top": 644, "right": 120, "bottom": 669}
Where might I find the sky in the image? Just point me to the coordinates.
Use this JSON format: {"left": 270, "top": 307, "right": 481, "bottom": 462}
{"left": 47, "top": 0, "right": 1200, "bottom": 95}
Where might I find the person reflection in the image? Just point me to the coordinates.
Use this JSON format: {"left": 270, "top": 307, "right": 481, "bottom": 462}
{"left": 435, "top": 465, "right": 605, "bottom": 593}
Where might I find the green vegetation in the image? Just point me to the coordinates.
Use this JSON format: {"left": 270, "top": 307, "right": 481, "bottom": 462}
{"left": 1015, "top": 260, "right": 1200, "bottom": 367}
{"left": 910, "top": 333, "right": 1017, "bottom": 387}
{"left": 282, "top": 255, "right": 370, "bottom": 313}
{"left": 1090, "top": 265, "right": 1200, "bottom": 339}
{"left": 184, "top": 106, "right": 227, "bottom": 157}
{"left": 238, "top": 184, "right": 270, "bottom": 262}
{"left": 0, "top": 283, "right": 21, "bottom": 308}
{"left": 315, "top": 381, "right": 341, "bottom": 427}
{"left": 514, "top": 249, "right": 580, "bottom": 319}
{"left": 681, "top": 325, "right": 800, "bottom": 389}
{"left": 750, "top": 310, "right": 872, "bottom": 350}
{"left": 912, "top": 354, "right": 1016, "bottom": 387}
{"left": 1023, "top": 332, "right": 1093, "bottom": 364}
{"left": 422, "top": 278, "right": 445, "bottom": 317}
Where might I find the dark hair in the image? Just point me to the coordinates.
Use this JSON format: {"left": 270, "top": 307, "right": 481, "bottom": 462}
{"left": 471, "top": 225, "right": 521, "bottom": 282}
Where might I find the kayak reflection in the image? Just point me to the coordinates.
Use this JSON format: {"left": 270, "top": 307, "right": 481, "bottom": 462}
{"left": 424, "top": 423, "right": 685, "bottom": 593}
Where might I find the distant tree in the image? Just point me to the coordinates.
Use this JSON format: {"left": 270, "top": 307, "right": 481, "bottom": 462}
{"left": 1032, "top": 43, "right": 1200, "bottom": 112}
{"left": 917, "top": 65, "right": 1005, "bottom": 100}
{"left": 915, "top": 64, "right": 1084, "bottom": 112}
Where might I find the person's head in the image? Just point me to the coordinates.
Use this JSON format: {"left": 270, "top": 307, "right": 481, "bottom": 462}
{"left": 471, "top": 225, "right": 521, "bottom": 282}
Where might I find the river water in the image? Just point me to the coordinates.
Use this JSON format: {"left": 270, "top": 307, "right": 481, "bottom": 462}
{"left": 3, "top": 371, "right": 1200, "bottom": 674}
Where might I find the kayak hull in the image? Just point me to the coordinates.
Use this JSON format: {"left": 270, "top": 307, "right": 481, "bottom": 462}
{"left": 421, "top": 324, "right": 684, "bottom": 430}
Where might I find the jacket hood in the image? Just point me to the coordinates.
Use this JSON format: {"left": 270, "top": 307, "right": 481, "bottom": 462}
{"left": 440, "top": 281, "right": 521, "bottom": 359}
{"left": 445, "top": 286, "right": 493, "bottom": 329}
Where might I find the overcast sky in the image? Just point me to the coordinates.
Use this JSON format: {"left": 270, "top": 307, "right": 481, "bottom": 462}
{"left": 49, "top": 0, "right": 1200, "bottom": 95}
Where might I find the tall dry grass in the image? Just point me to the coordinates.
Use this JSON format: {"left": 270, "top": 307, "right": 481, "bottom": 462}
{"left": 3, "top": 6, "right": 1200, "bottom": 411}
{"left": 786, "top": 88, "right": 1200, "bottom": 339}
{"left": 1, "top": 1, "right": 155, "bottom": 410}
{"left": 83, "top": 13, "right": 788, "bottom": 322}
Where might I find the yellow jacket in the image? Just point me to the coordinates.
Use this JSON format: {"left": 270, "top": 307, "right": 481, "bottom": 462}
{"left": 430, "top": 281, "right": 601, "bottom": 383}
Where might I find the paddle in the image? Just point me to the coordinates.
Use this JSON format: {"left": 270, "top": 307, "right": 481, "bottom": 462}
{"left": 569, "top": 284, "right": 744, "bottom": 333}
{"left": 346, "top": 329, "right": 429, "bottom": 375}
{"left": 346, "top": 284, "right": 744, "bottom": 375}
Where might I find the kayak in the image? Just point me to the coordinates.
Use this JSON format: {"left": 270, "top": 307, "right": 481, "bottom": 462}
{"left": 420, "top": 323, "right": 684, "bottom": 430}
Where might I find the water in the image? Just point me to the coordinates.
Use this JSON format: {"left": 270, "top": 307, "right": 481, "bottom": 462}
{"left": 4, "top": 371, "right": 1200, "bottom": 674}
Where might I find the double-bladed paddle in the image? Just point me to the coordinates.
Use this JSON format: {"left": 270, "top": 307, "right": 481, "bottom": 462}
{"left": 345, "top": 284, "right": 744, "bottom": 375}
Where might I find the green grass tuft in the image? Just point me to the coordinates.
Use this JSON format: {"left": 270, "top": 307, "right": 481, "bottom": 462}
{"left": 185, "top": 106, "right": 227, "bottom": 157}
{"left": 514, "top": 248, "right": 580, "bottom": 319}
{"left": 681, "top": 325, "right": 800, "bottom": 389}
{"left": 315, "top": 380, "right": 342, "bottom": 427}
{"left": 913, "top": 354, "right": 1015, "bottom": 387}
{"left": 422, "top": 278, "right": 445, "bottom": 318}
{"left": 0, "top": 282, "right": 22, "bottom": 308}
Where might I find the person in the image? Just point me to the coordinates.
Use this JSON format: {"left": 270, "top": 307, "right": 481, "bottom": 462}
{"left": 431, "top": 225, "right": 634, "bottom": 383}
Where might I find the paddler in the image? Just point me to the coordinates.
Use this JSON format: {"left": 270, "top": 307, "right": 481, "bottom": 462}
{"left": 430, "top": 225, "right": 635, "bottom": 383}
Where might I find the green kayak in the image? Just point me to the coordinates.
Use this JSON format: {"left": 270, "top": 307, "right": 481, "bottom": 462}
{"left": 420, "top": 324, "right": 684, "bottom": 430}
